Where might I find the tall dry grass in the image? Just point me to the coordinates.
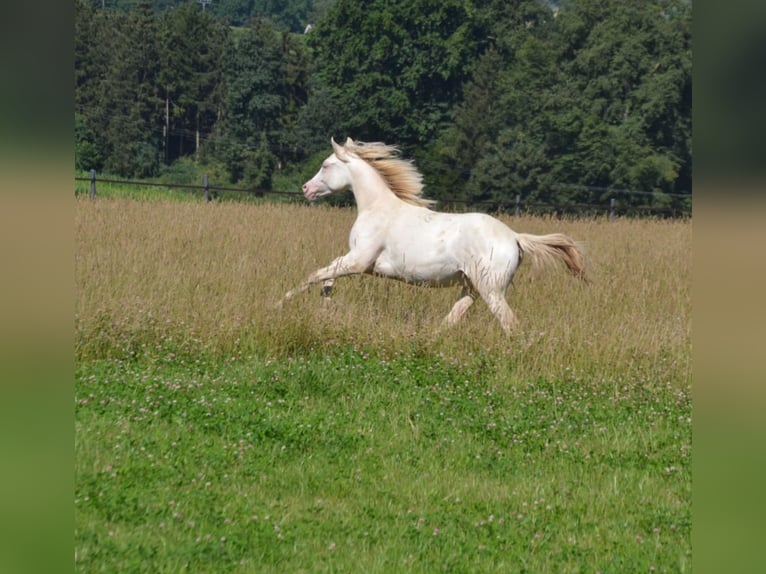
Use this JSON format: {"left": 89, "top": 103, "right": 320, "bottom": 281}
{"left": 75, "top": 197, "right": 690, "bottom": 385}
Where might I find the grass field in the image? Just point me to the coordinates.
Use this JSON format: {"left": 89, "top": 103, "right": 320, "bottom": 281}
{"left": 75, "top": 197, "right": 691, "bottom": 572}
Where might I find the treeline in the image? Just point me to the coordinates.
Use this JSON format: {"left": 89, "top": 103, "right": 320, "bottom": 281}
{"left": 75, "top": 0, "right": 691, "bottom": 211}
{"left": 92, "top": 0, "right": 336, "bottom": 32}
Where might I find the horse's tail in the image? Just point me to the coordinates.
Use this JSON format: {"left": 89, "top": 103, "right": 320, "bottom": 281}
{"left": 516, "top": 233, "right": 587, "bottom": 281}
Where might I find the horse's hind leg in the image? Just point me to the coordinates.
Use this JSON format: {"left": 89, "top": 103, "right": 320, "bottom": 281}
{"left": 441, "top": 286, "right": 475, "bottom": 329}
{"left": 475, "top": 285, "right": 518, "bottom": 334}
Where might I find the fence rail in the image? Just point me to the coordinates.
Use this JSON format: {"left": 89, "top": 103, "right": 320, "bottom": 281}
{"left": 75, "top": 171, "right": 691, "bottom": 219}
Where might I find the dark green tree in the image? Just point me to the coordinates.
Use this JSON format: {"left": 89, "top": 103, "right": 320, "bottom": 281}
{"left": 305, "top": 0, "right": 489, "bottom": 151}
{"left": 74, "top": 0, "right": 691, "bottom": 212}
{"left": 428, "top": 0, "right": 560, "bottom": 204}
{"left": 158, "top": 2, "right": 227, "bottom": 164}
{"left": 75, "top": 112, "right": 102, "bottom": 172}
{"left": 290, "top": 78, "right": 343, "bottom": 159}
{"left": 419, "top": 47, "right": 504, "bottom": 203}
{"left": 93, "top": 0, "right": 163, "bottom": 177}
{"left": 254, "top": 0, "right": 313, "bottom": 32}
{"left": 75, "top": 0, "right": 120, "bottom": 172}
{"left": 211, "top": 19, "right": 288, "bottom": 183}
{"left": 210, "top": 0, "right": 255, "bottom": 27}
{"left": 208, "top": 0, "right": 330, "bottom": 30}
{"left": 558, "top": 0, "right": 692, "bottom": 205}
{"left": 435, "top": 0, "right": 691, "bottom": 209}
{"left": 243, "top": 132, "right": 278, "bottom": 189}
{"left": 268, "top": 29, "right": 312, "bottom": 163}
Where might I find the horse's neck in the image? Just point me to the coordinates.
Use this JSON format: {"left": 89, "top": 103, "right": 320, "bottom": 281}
{"left": 349, "top": 160, "right": 400, "bottom": 212}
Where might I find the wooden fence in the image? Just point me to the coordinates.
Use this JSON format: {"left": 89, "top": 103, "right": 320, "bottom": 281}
{"left": 75, "top": 170, "right": 691, "bottom": 219}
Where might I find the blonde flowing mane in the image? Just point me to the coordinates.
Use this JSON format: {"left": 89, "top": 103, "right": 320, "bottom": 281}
{"left": 344, "top": 140, "right": 435, "bottom": 208}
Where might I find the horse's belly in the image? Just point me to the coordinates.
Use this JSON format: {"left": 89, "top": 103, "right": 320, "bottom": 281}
{"left": 372, "top": 254, "right": 462, "bottom": 286}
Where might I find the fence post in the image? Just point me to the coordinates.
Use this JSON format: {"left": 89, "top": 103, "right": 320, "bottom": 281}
{"left": 203, "top": 174, "right": 210, "bottom": 202}
{"left": 89, "top": 169, "right": 96, "bottom": 199}
{"left": 515, "top": 194, "right": 521, "bottom": 217}
{"left": 609, "top": 197, "right": 615, "bottom": 222}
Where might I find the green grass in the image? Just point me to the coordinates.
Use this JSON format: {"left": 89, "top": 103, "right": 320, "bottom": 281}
{"left": 75, "top": 199, "right": 690, "bottom": 572}
{"left": 76, "top": 349, "right": 690, "bottom": 573}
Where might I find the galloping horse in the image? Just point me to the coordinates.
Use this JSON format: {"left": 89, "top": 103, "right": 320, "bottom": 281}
{"left": 278, "top": 138, "right": 586, "bottom": 333}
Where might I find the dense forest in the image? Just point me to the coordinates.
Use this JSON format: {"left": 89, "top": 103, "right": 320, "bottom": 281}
{"left": 75, "top": 0, "right": 692, "bottom": 212}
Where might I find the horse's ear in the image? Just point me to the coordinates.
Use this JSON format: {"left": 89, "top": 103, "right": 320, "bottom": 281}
{"left": 344, "top": 137, "right": 354, "bottom": 147}
{"left": 331, "top": 137, "right": 349, "bottom": 161}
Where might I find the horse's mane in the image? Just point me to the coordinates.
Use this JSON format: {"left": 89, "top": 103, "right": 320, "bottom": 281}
{"left": 345, "top": 140, "right": 435, "bottom": 208}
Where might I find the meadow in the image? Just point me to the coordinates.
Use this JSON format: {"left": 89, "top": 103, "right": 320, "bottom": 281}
{"left": 75, "top": 197, "right": 691, "bottom": 572}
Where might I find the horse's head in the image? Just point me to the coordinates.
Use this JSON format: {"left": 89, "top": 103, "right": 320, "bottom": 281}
{"left": 302, "top": 138, "right": 355, "bottom": 202}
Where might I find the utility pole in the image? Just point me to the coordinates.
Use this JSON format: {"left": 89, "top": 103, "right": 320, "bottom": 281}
{"left": 197, "top": 0, "right": 212, "bottom": 12}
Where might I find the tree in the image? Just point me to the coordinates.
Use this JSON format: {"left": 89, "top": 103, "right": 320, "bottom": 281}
{"left": 430, "top": 1, "right": 560, "bottom": 204}
{"left": 253, "top": 0, "right": 313, "bottom": 32}
{"left": 76, "top": 1, "right": 127, "bottom": 172}
{"left": 419, "top": 47, "right": 504, "bottom": 202}
{"left": 75, "top": 112, "right": 102, "bottom": 172}
{"left": 158, "top": 3, "right": 227, "bottom": 164}
{"left": 211, "top": 0, "right": 256, "bottom": 27}
{"left": 210, "top": 19, "right": 289, "bottom": 183}
{"left": 306, "top": 0, "right": 489, "bottom": 151}
{"left": 91, "top": 0, "right": 163, "bottom": 177}
{"left": 243, "top": 133, "right": 278, "bottom": 189}
{"left": 73, "top": 0, "right": 691, "bottom": 210}
{"left": 559, "top": 0, "right": 691, "bottom": 200}
{"left": 434, "top": 0, "right": 691, "bottom": 207}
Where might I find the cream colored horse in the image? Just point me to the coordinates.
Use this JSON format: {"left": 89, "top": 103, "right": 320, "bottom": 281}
{"left": 278, "top": 138, "right": 586, "bottom": 333}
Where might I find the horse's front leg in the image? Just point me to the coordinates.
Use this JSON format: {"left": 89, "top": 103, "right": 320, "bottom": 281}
{"left": 320, "top": 279, "right": 335, "bottom": 304}
{"left": 276, "top": 253, "right": 371, "bottom": 308}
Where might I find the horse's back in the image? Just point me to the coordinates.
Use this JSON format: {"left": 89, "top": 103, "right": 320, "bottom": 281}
{"left": 377, "top": 208, "right": 519, "bottom": 281}
{"left": 454, "top": 211, "right": 516, "bottom": 239}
